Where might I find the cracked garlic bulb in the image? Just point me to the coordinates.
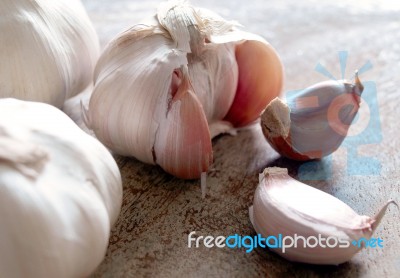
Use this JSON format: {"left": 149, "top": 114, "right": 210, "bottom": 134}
{"left": 0, "top": 99, "right": 122, "bottom": 277}
{"left": 0, "top": 0, "right": 100, "bottom": 108}
{"left": 84, "top": 0, "right": 283, "bottom": 179}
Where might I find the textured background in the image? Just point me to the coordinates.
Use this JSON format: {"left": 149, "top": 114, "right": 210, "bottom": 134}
{"left": 80, "top": 0, "right": 400, "bottom": 277}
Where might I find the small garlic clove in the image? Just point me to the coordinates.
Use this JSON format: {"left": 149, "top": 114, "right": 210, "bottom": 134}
{"left": 250, "top": 167, "right": 396, "bottom": 265}
{"left": 261, "top": 72, "right": 364, "bottom": 160}
{"left": 153, "top": 69, "right": 213, "bottom": 179}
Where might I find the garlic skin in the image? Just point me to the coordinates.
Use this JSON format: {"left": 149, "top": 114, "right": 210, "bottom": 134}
{"left": 249, "top": 167, "right": 395, "bottom": 265}
{"left": 261, "top": 73, "right": 363, "bottom": 160}
{"left": 0, "top": 0, "right": 100, "bottom": 108}
{"left": 84, "top": 0, "right": 283, "bottom": 179}
{"left": 0, "top": 99, "right": 122, "bottom": 277}
{"left": 224, "top": 39, "right": 284, "bottom": 127}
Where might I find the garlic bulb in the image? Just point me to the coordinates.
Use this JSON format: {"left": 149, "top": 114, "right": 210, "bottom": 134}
{"left": 261, "top": 72, "right": 363, "bottom": 160}
{"left": 0, "top": 99, "right": 122, "bottom": 277}
{"left": 249, "top": 167, "right": 395, "bottom": 265}
{"left": 0, "top": 0, "right": 100, "bottom": 108}
{"left": 84, "top": 0, "right": 283, "bottom": 179}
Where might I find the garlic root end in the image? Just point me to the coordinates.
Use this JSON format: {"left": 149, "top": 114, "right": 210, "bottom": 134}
{"left": 262, "top": 166, "right": 289, "bottom": 178}
{"left": 261, "top": 97, "right": 290, "bottom": 138}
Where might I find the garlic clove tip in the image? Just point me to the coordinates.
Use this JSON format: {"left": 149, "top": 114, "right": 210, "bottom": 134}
{"left": 371, "top": 199, "right": 398, "bottom": 232}
{"left": 354, "top": 70, "right": 364, "bottom": 96}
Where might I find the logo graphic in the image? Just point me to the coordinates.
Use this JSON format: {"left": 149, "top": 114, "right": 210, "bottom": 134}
{"left": 187, "top": 231, "right": 384, "bottom": 253}
{"left": 286, "top": 51, "right": 382, "bottom": 180}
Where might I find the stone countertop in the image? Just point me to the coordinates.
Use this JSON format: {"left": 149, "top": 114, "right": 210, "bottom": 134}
{"left": 81, "top": 0, "right": 400, "bottom": 277}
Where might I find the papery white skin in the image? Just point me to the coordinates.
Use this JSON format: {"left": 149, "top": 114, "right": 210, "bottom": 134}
{"left": 0, "top": 0, "right": 100, "bottom": 108}
{"left": 84, "top": 0, "right": 283, "bottom": 179}
{"left": 0, "top": 99, "right": 122, "bottom": 278}
{"left": 249, "top": 167, "right": 395, "bottom": 265}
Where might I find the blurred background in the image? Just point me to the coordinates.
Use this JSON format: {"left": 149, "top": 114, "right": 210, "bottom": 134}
{"left": 81, "top": 0, "right": 400, "bottom": 277}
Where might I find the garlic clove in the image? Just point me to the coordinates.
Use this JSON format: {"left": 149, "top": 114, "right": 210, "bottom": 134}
{"left": 86, "top": 27, "right": 188, "bottom": 164}
{"left": 187, "top": 42, "right": 239, "bottom": 131}
{"left": 153, "top": 69, "right": 213, "bottom": 179}
{"left": 158, "top": 1, "right": 240, "bottom": 133}
{"left": 250, "top": 167, "right": 396, "bottom": 265}
{"left": 261, "top": 72, "right": 364, "bottom": 160}
{"left": 224, "top": 39, "right": 284, "bottom": 127}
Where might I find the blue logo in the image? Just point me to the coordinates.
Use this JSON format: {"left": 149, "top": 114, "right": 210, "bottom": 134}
{"left": 351, "top": 237, "right": 383, "bottom": 248}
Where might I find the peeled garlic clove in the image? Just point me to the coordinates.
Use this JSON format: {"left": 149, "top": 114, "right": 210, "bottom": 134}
{"left": 85, "top": 1, "right": 283, "bottom": 179}
{"left": 250, "top": 167, "right": 395, "bottom": 265}
{"left": 0, "top": 0, "right": 99, "bottom": 108}
{"left": 261, "top": 73, "right": 364, "bottom": 160}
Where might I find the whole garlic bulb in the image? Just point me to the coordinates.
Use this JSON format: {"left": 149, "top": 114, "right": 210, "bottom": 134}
{"left": 0, "top": 0, "right": 100, "bottom": 108}
{"left": 84, "top": 0, "right": 283, "bottom": 179}
{"left": 0, "top": 99, "right": 122, "bottom": 277}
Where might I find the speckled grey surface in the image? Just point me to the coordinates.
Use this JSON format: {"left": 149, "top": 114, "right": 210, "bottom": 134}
{"left": 80, "top": 0, "right": 400, "bottom": 277}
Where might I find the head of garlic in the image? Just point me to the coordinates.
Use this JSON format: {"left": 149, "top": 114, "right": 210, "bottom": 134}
{"left": 83, "top": 0, "right": 283, "bottom": 179}
{"left": 249, "top": 167, "right": 395, "bottom": 265}
{"left": 261, "top": 72, "right": 363, "bottom": 160}
{"left": 0, "top": 0, "right": 100, "bottom": 108}
{"left": 0, "top": 99, "right": 122, "bottom": 277}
